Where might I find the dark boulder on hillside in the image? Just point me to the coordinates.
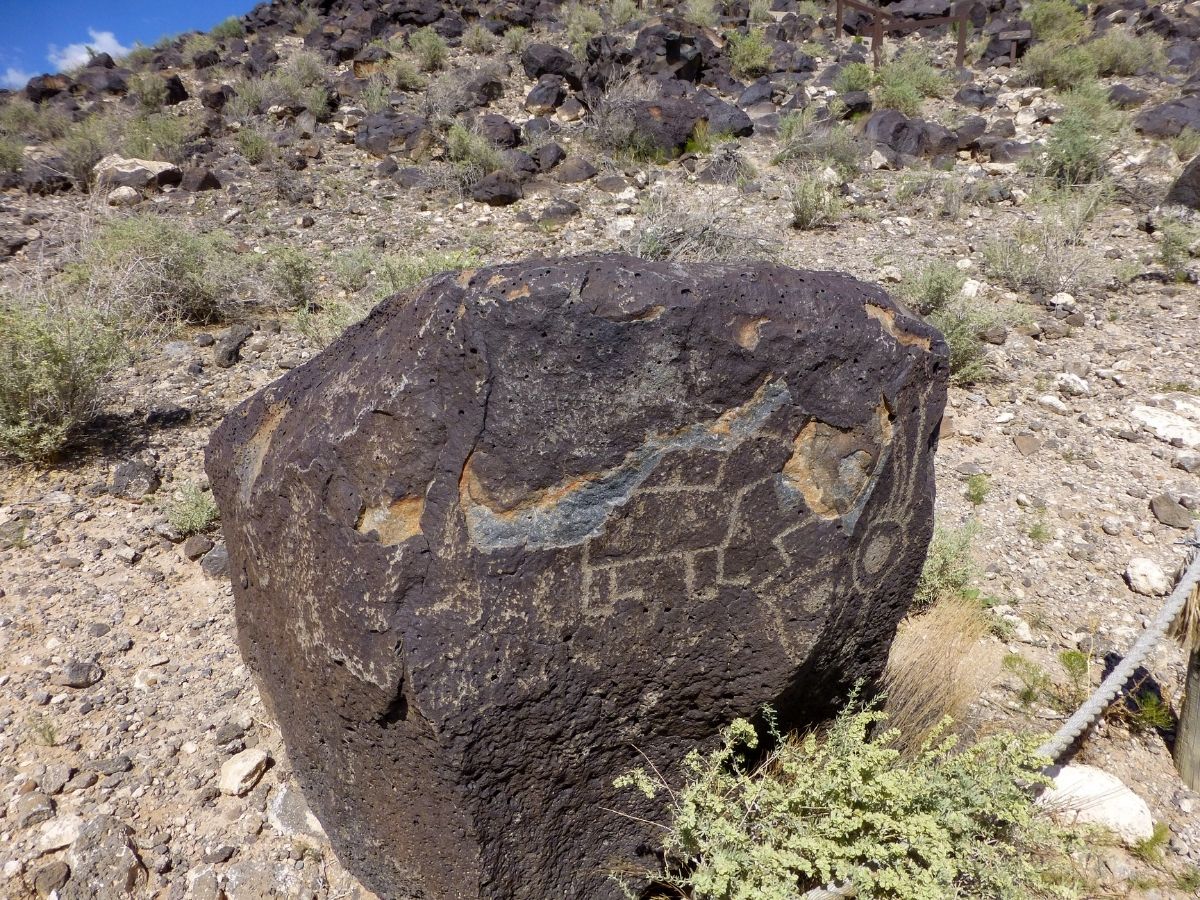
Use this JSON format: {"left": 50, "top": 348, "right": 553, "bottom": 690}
{"left": 623, "top": 96, "right": 708, "bottom": 155}
{"left": 25, "top": 74, "right": 71, "bottom": 103}
{"left": 1135, "top": 97, "right": 1200, "bottom": 138}
{"left": 521, "top": 43, "right": 581, "bottom": 87}
{"left": 207, "top": 255, "right": 948, "bottom": 900}
{"left": 1165, "top": 155, "right": 1200, "bottom": 210}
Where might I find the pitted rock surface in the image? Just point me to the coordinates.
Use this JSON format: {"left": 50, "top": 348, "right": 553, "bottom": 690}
{"left": 205, "top": 254, "right": 948, "bottom": 900}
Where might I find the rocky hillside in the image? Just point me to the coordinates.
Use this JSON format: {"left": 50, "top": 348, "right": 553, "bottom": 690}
{"left": 1, "top": 0, "right": 1200, "bottom": 895}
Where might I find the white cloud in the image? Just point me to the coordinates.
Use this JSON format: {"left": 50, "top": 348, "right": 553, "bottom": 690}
{"left": 1, "top": 67, "right": 33, "bottom": 89}
{"left": 47, "top": 29, "right": 130, "bottom": 72}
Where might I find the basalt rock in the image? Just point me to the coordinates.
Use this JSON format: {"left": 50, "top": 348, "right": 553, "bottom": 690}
{"left": 207, "top": 255, "right": 948, "bottom": 900}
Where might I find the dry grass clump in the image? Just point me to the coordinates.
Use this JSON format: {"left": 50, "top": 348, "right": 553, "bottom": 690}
{"left": 884, "top": 596, "right": 1000, "bottom": 753}
{"left": 585, "top": 73, "right": 669, "bottom": 162}
{"left": 228, "top": 51, "right": 331, "bottom": 119}
{"left": 409, "top": 27, "right": 449, "bottom": 72}
{"left": 790, "top": 174, "right": 841, "bottom": 230}
{"left": 627, "top": 193, "right": 777, "bottom": 261}
{"left": 773, "top": 107, "right": 864, "bottom": 176}
{"left": 874, "top": 51, "right": 951, "bottom": 116}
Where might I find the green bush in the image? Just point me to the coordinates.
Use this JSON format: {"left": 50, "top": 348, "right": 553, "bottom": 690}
{"left": 1171, "top": 128, "right": 1200, "bottom": 162}
{"left": 70, "top": 216, "right": 243, "bottom": 325}
{"left": 875, "top": 51, "right": 950, "bottom": 115}
{"left": 930, "top": 301, "right": 998, "bottom": 385}
{"left": 385, "top": 56, "right": 426, "bottom": 91}
{"left": 900, "top": 260, "right": 965, "bottom": 315}
{"left": 333, "top": 247, "right": 378, "bottom": 292}
{"left": 790, "top": 175, "right": 841, "bottom": 230}
{"left": 1025, "top": 0, "right": 1087, "bottom": 42}
{"left": 914, "top": 522, "right": 978, "bottom": 612}
{"left": 445, "top": 122, "right": 504, "bottom": 184}
{"left": 0, "top": 98, "right": 69, "bottom": 141}
{"left": 1022, "top": 43, "right": 1098, "bottom": 90}
{"left": 727, "top": 30, "right": 774, "bottom": 79}
{"left": 377, "top": 249, "right": 480, "bottom": 295}
{"left": 1159, "top": 217, "right": 1197, "bottom": 282}
{"left": 128, "top": 72, "right": 170, "bottom": 111}
{"left": 270, "top": 247, "right": 316, "bottom": 307}
{"left": 682, "top": 0, "right": 719, "bottom": 28}
{"left": 749, "top": 0, "right": 774, "bottom": 23}
{"left": 502, "top": 26, "right": 530, "bottom": 55}
{"left": 123, "top": 112, "right": 191, "bottom": 162}
{"left": 463, "top": 23, "right": 497, "bottom": 54}
{"left": 236, "top": 127, "right": 274, "bottom": 164}
{"left": 615, "top": 699, "right": 1078, "bottom": 899}
{"left": 182, "top": 33, "right": 217, "bottom": 60}
{"left": 1042, "top": 110, "right": 1108, "bottom": 186}
{"left": 211, "top": 16, "right": 245, "bottom": 40}
{"left": 774, "top": 107, "right": 864, "bottom": 175}
{"left": 0, "top": 136, "right": 23, "bottom": 173}
{"left": 166, "top": 483, "right": 219, "bottom": 535}
{"left": 410, "top": 27, "right": 448, "bottom": 71}
{"left": 360, "top": 77, "right": 393, "bottom": 113}
{"left": 1058, "top": 80, "right": 1124, "bottom": 134}
{"left": 1090, "top": 28, "right": 1166, "bottom": 76}
{"left": 609, "top": 0, "right": 642, "bottom": 27}
{"left": 57, "top": 114, "right": 122, "bottom": 188}
{"left": 833, "top": 61, "right": 872, "bottom": 94}
{"left": 565, "top": 3, "right": 605, "bottom": 56}
{"left": 0, "top": 293, "right": 124, "bottom": 462}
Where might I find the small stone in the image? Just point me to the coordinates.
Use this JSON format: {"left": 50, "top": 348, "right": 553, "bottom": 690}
{"left": 1101, "top": 517, "right": 1122, "bottom": 536}
{"left": 68, "top": 816, "right": 147, "bottom": 897}
{"left": 1014, "top": 434, "right": 1042, "bottom": 457}
{"left": 267, "top": 782, "right": 326, "bottom": 841}
{"left": 1037, "top": 394, "right": 1069, "bottom": 414}
{"left": 32, "top": 860, "right": 70, "bottom": 897}
{"left": 110, "top": 460, "right": 160, "bottom": 499}
{"left": 15, "top": 792, "right": 55, "bottom": 827}
{"left": 1150, "top": 493, "right": 1192, "bottom": 530}
{"left": 200, "top": 545, "right": 230, "bottom": 579}
{"left": 1055, "top": 373, "right": 1091, "bottom": 397}
{"left": 106, "top": 186, "right": 141, "bottom": 207}
{"left": 219, "top": 748, "right": 271, "bottom": 796}
{"left": 40, "top": 813, "right": 83, "bottom": 852}
{"left": 1125, "top": 557, "right": 1171, "bottom": 596}
{"left": 1041, "top": 764, "right": 1154, "bottom": 845}
{"left": 52, "top": 660, "right": 103, "bottom": 688}
{"left": 182, "top": 534, "right": 215, "bottom": 560}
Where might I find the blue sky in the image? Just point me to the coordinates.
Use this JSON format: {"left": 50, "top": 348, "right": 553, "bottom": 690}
{"left": 0, "top": 0, "right": 253, "bottom": 88}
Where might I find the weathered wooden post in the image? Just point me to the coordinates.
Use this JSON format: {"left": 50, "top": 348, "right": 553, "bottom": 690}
{"left": 835, "top": 0, "right": 844, "bottom": 40}
{"left": 1172, "top": 528, "right": 1200, "bottom": 790}
{"left": 953, "top": 0, "right": 969, "bottom": 68}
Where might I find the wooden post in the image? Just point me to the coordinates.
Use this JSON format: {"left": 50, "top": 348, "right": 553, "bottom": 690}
{"left": 872, "top": 14, "right": 883, "bottom": 69}
{"left": 835, "top": 0, "right": 844, "bottom": 39}
{"left": 953, "top": 1, "right": 968, "bottom": 68}
{"left": 1177, "top": 646, "right": 1200, "bottom": 791}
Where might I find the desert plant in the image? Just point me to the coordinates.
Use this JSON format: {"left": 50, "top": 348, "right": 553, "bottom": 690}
{"left": 884, "top": 595, "right": 998, "bottom": 753}
{"left": 875, "top": 51, "right": 950, "bottom": 116}
{"left": 1059, "top": 649, "right": 1090, "bottom": 704}
{"left": 565, "top": 3, "right": 606, "bottom": 56}
{"left": 966, "top": 473, "right": 990, "bottom": 506}
{"left": 682, "top": 0, "right": 719, "bottom": 27}
{"left": 0, "top": 136, "right": 22, "bottom": 173}
{"left": 900, "top": 260, "right": 965, "bottom": 315}
{"left": 182, "top": 32, "right": 218, "bottom": 60}
{"left": 0, "top": 98, "right": 68, "bottom": 141}
{"left": 1132, "top": 822, "right": 1172, "bottom": 864}
{"left": 359, "top": 76, "right": 394, "bottom": 114}
{"left": 0, "top": 289, "right": 124, "bottom": 461}
{"left": 586, "top": 73, "right": 670, "bottom": 161}
{"left": 1171, "top": 129, "right": 1200, "bottom": 162}
{"left": 1004, "top": 653, "right": 1051, "bottom": 707}
{"left": 931, "top": 301, "right": 999, "bottom": 385}
{"left": 1159, "top": 216, "right": 1197, "bottom": 282}
{"left": 913, "top": 521, "right": 978, "bottom": 613}
{"left": 1090, "top": 28, "right": 1166, "bottom": 76}
{"left": 410, "top": 27, "right": 449, "bottom": 71}
{"left": 727, "top": 30, "right": 774, "bottom": 79}
{"left": 270, "top": 247, "right": 316, "bottom": 307}
{"left": 609, "top": 0, "right": 642, "bottom": 26}
{"left": 463, "top": 23, "right": 497, "bottom": 54}
{"left": 333, "top": 247, "right": 378, "bottom": 293}
{"left": 166, "top": 483, "right": 219, "bottom": 535}
{"left": 123, "top": 112, "right": 191, "bottom": 163}
{"left": 502, "top": 26, "right": 531, "bottom": 55}
{"left": 235, "top": 127, "right": 274, "bottom": 164}
{"left": 1027, "top": 514, "right": 1051, "bottom": 543}
{"left": 774, "top": 107, "right": 864, "bottom": 175}
{"left": 57, "top": 113, "right": 122, "bottom": 188}
{"left": 445, "top": 122, "right": 504, "bottom": 186}
{"left": 376, "top": 249, "right": 481, "bottom": 296}
{"left": 833, "top": 61, "right": 872, "bottom": 94}
{"left": 749, "top": 0, "right": 774, "bottom": 23}
{"left": 211, "top": 16, "right": 245, "bottom": 40}
{"left": 128, "top": 72, "right": 170, "bottom": 111}
{"left": 790, "top": 174, "right": 841, "bottom": 230}
{"left": 69, "top": 216, "right": 245, "bottom": 326}
{"left": 386, "top": 56, "right": 427, "bottom": 91}
{"left": 628, "top": 193, "right": 776, "bottom": 262}
{"left": 1025, "top": 0, "right": 1087, "bottom": 42}
{"left": 1021, "top": 43, "right": 1098, "bottom": 90}
{"left": 614, "top": 698, "right": 1079, "bottom": 899}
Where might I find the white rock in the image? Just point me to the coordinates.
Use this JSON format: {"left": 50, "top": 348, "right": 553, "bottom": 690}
{"left": 93, "top": 154, "right": 181, "bottom": 190}
{"left": 1055, "top": 373, "right": 1091, "bottom": 397}
{"left": 960, "top": 278, "right": 983, "bottom": 298}
{"left": 39, "top": 814, "right": 83, "bottom": 853}
{"left": 877, "top": 265, "right": 903, "bottom": 283}
{"left": 1125, "top": 557, "right": 1171, "bottom": 596}
{"left": 1131, "top": 394, "right": 1200, "bottom": 449}
{"left": 1038, "top": 394, "right": 1069, "bottom": 414}
{"left": 1040, "top": 764, "right": 1154, "bottom": 845}
{"left": 1049, "top": 292, "right": 1077, "bottom": 309}
{"left": 869, "top": 148, "right": 893, "bottom": 170}
{"left": 219, "top": 748, "right": 271, "bottom": 797}
{"left": 107, "top": 185, "right": 142, "bottom": 207}
{"left": 267, "top": 782, "right": 326, "bottom": 841}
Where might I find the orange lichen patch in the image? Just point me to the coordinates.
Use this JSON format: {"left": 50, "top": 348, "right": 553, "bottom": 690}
{"left": 486, "top": 274, "right": 507, "bottom": 288}
{"left": 865, "top": 304, "right": 932, "bottom": 351}
{"left": 506, "top": 284, "right": 532, "bottom": 301}
{"left": 460, "top": 456, "right": 593, "bottom": 518}
{"left": 782, "top": 400, "right": 894, "bottom": 519}
{"left": 734, "top": 316, "right": 771, "bottom": 350}
{"left": 709, "top": 379, "right": 777, "bottom": 438}
{"left": 455, "top": 269, "right": 478, "bottom": 288}
{"left": 237, "top": 403, "right": 287, "bottom": 506}
{"left": 357, "top": 496, "right": 424, "bottom": 546}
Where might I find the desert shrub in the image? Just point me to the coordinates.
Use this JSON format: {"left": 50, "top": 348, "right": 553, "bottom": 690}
{"left": 386, "top": 57, "right": 426, "bottom": 91}
{"left": 682, "top": 0, "right": 719, "bottom": 27}
{"left": 749, "top": 0, "right": 774, "bottom": 23}
{"left": 211, "top": 16, "right": 245, "bottom": 40}
{"left": 790, "top": 174, "right": 841, "bottom": 229}
{"left": 565, "top": 3, "right": 605, "bottom": 56}
{"left": 932, "top": 302, "right": 999, "bottom": 385}
{"left": 286, "top": 49, "right": 326, "bottom": 86}
{"left": 69, "top": 216, "right": 244, "bottom": 325}
{"left": 698, "top": 141, "right": 757, "bottom": 184}
{"left": 377, "top": 249, "right": 480, "bottom": 295}
{"left": 628, "top": 193, "right": 776, "bottom": 261}
{"left": 292, "top": 7, "right": 320, "bottom": 35}
{"left": 1025, "top": 0, "right": 1087, "bottom": 42}
{"left": 727, "top": 30, "right": 773, "bottom": 79}
{"left": 128, "top": 72, "right": 170, "bottom": 111}
{"left": 875, "top": 51, "right": 950, "bottom": 115}
{"left": 1090, "top": 28, "right": 1166, "bottom": 76}
{"left": 1042, "top": 110, "right": 1108, "bottom": 186}
{"left": 0, "top": 98, "right": 67, "bottom": 141}
{"left": 359, "top": 77, "right": 393, "bottom": 113}
{"left": 333, "top": 247, "right": 378, "bottom": 292}
{"left": 123, "top": 112, "right": 191, "bottom": 163}
{"left": 235, "top": 127, "right": 274, "bottom": 164}
{"left": 1022, "top": 43, "right": 1097, "bottom": 90}
{"left": 913, "top": 521, "right": 978, "bottom": 613}
{"left": 609, "top": 0, "right": 642, "bottom": 27}
{"left": 57, "top": 113, "right": 122, "bottom": 188}
{"left": 270, "top": 247, "right": 316, "bottom": 307}
{"left": 586, "top": 74, "right": 670, "bottom": 161}
{"left": 445, "top": 122, "right": 504, "bottom": 184}
{"left": 1159, "top": 216, "right": 1197, "bottom": 282}
{"left": 1058, "top": 79, "right": 1124, "bottom": 133}
{"left": 166, "top": 483, "right": 219, "bottom": 535}
{"left": 410, "top": 27, "right": 448, "bottom": 71}
{"left": 0, "top": 291, "right": 124, "bottom": 462}
{"left": 463, "top": 23, "right": 497, "bottom": 54}
{"left": 774, "top": 107, "right": 864, "bottom": 175}
{"left": 295, "top": 296, "right": 369, "bottom": 346}
{"left": 502, "top": 26, "right": 530, "bottom": 55}
{"left": 614, "top": 699, "right": 1078, "bottom": 899}
{"left": 1172, "top": 129, "right": 1200, "bottom": 162}
{"left": 833, "top": 61, "right": 872, "bottom": 94}
{"left": 0, "top": 136, "right": 23, "bottom": 173}
{"left": 900, "top": 260, "right": 965, "bottom": 315}
{"left": 182, "top": 33, "right": 217, "bottom": 59}
{"left": 884, "top": 596, "right": 998, "bottom": 753}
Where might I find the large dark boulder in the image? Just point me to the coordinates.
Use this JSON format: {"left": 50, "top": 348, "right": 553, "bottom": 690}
{"left": 206, "top": 255, "right": 948, "bottom": 900}
{"left": 521, "top": 43, "right": 581, "bottom": 87}
{"left": 1135, "top": 97, "right": 1200, "bottom": 138}
{"left": 623, "top": 96, "right": 708, "bottom": 155}
{"left": 1166, "top": 155, "right": 1200, "bottom": 210}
